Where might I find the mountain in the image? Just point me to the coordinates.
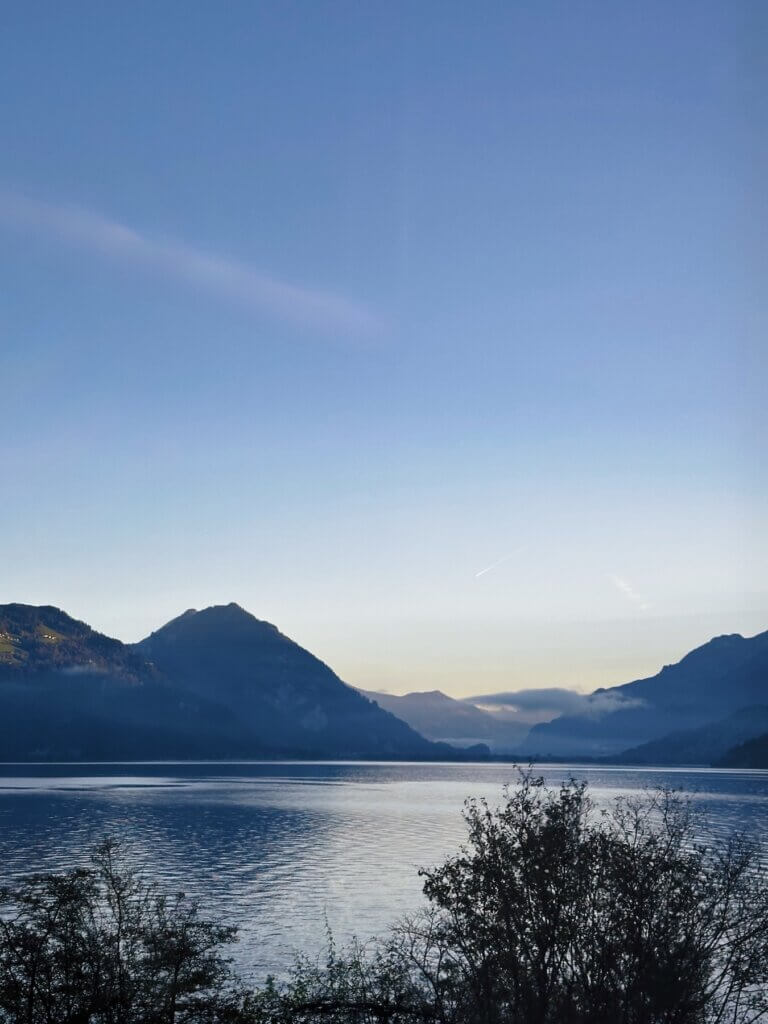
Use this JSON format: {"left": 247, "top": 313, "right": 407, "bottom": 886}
{"left": 0, "top": 603, "right": 253, "bottom": 759}
{"left": 133, "top": 603, "right": 447, "bottom": 758}
{"left": 716, "top": 732, "right": 768, "bottom": 769}
{"left": 0, "top": 602, "right": 449, "bottom": 760}
{"left": 616, "top": 705, "right": 768, "bottom": 766}
{"left": 7, "top": 602, "right": 763, "bottom": 763}
{"left": 521, "top": 631, "right": 768, "bottom": 758}
{"left": 359, "top": 688, "right": 528, "bottom": 751}
{"left": 0, "top": 603, "right": 156, "bottom": 683}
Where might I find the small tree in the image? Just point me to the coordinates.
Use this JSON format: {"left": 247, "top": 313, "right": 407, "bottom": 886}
{"left": 271, "top": 772, "right": 768, "bottom": 1024}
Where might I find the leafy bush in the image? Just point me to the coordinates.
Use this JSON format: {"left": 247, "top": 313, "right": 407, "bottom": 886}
{"left": 267, "top": 773, "right": 768, "bottom": 1023}
{"left": 0, "top": 841, "right": 251, "bottom": 1023}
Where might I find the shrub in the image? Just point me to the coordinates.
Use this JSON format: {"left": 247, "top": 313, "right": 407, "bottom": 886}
{"left": 0, "top": 840, "right": 251, "bottom": 1023}
{"left": 269, "top": 773, "right": 768, "bottom": 1023}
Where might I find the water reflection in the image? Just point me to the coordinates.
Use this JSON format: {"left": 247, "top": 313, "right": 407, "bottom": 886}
{"left": 0, "top": 762, "right": 766, "bottom": 979}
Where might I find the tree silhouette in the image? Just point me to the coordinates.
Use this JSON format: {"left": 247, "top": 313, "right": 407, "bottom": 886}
{"left": 273, "top": 773, "right": 768, "bottom": 1023}
{"left": 0, "top": 840, "right": 250, "bottom": 1023}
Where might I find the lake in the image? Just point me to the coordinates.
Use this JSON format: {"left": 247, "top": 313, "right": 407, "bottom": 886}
{"left": 1, "top": 761, "right": 767, "bottom": 980}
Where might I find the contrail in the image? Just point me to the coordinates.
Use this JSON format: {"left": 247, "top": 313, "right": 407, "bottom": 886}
{"left": 474, "top": 546, "right": 526, "bottom": 578}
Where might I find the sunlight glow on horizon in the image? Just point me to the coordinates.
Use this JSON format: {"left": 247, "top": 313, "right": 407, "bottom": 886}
{"left": 3, "top": 1, "right": 765, "bottom": 697}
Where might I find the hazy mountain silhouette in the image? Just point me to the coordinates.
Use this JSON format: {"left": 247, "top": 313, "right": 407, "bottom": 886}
{"left": 4, "top": 603, "right": 764, "bottom": 762}
{"left": 0, "top": 603, "right": 449, "bottom": 760}
{"left": 716, "top": 731, "right": 768, "bottom": 769}
{"left": 0, "top": 603, "right": 157, "bottom": 683}
{"left": 134, "top": 603, "right": 444, "bottom": 758}
{"left": 522, "top": 631, "right": 768, "bottom": 758}
{"left": 359, "top": 688, "right": 529, "bottom": 752}
{"left": 0, "top": 603, "right": 255, "bottom": 759}
{"left": 616, "top": 705, "right": 768, "bottom": 766}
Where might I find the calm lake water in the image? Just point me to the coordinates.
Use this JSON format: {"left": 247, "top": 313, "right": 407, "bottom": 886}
{"left": 1, "top": 761, "right": 767, "bottom": 980}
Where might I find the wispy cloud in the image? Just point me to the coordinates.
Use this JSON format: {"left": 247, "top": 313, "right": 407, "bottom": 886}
{"left": 474, "top": 546, "right": 527, "bottom": 579}
{"left": 607, "top": 573, "right": 652, "bottom": 612}
{"left": 0, "top": 191, "right": 379, "bottom": 336}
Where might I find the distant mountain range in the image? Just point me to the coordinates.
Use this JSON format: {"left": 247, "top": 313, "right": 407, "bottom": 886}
{"left": 361, "top": 632, "right": 768, "bottom": 767}
{"left": 358, "top": 688, "right": 529, "bottom": 752}
{"left": 0, "top": 603, "right": 481, "bottom": 761}
{"left": 1, "top": 602, "right": 765, "bottom": 765}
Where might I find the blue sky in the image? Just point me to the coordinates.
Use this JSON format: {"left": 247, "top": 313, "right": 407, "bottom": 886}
{"left": 2, "top": 1, "right": 766, "bottom": 696}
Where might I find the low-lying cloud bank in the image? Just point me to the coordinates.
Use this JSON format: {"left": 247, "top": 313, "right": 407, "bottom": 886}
{"left": 466, "top": 687, "right": 644, "bottom": 724}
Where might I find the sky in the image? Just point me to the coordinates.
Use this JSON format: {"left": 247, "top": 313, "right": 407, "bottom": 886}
{"left": 2, "top": 1, "right": 766, "bottom": 697}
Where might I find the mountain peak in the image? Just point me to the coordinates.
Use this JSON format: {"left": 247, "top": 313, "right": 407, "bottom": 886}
{"left": 144, "top": 603, "right": 281, "bottom": 644}
{"left": 525, "top": 627, "right": 768, "bottom": 758}
{"left": 190, "top": 603, "right": 281, "bottom": 633}
{"left": 198, "top": 602, "right": 251, "bottom": 618}
{"left": 131, "top": 603, "right": 439, "bottom": 759}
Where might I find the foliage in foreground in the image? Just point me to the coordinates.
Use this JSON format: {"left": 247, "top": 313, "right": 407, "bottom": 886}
{"left": 0, "top": 841, "right": 249, "bottom": 1023}
{"left": 2, "top": 774, "right": 768, "bottom": 1023}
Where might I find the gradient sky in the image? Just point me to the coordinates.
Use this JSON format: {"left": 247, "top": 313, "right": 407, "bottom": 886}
{"left": 2, "top": 1, "right": 766, "bottom": 697}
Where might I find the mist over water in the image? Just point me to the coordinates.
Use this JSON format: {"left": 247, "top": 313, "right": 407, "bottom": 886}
{"left": 1, "top": 762, "right": 766, "bottom": 980}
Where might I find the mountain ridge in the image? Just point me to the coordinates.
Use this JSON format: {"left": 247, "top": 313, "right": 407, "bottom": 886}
{"left": 716, "top": 731, "right": 768, "bottom": 769}
{"left": 615, "top": 705, "right": 768, "bottom": 766}
{"left": 0, "top": 602, "right": 455, "bottom": 761}
{"left": 2, "top": 603, "right": 764, "bottom": 763}
{"left": 133, "top": 603, "right": 444, "bottom": 758}
{"left": 521, "top": 629, "right": 768, "bottom": 758}
{"left": 359, "top": 687, "right": 529, "bottom": 752}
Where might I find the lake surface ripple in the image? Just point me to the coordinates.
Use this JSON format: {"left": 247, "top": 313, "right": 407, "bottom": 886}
{"left": 1, "top": 762, "right": 766, "bottom": 979}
